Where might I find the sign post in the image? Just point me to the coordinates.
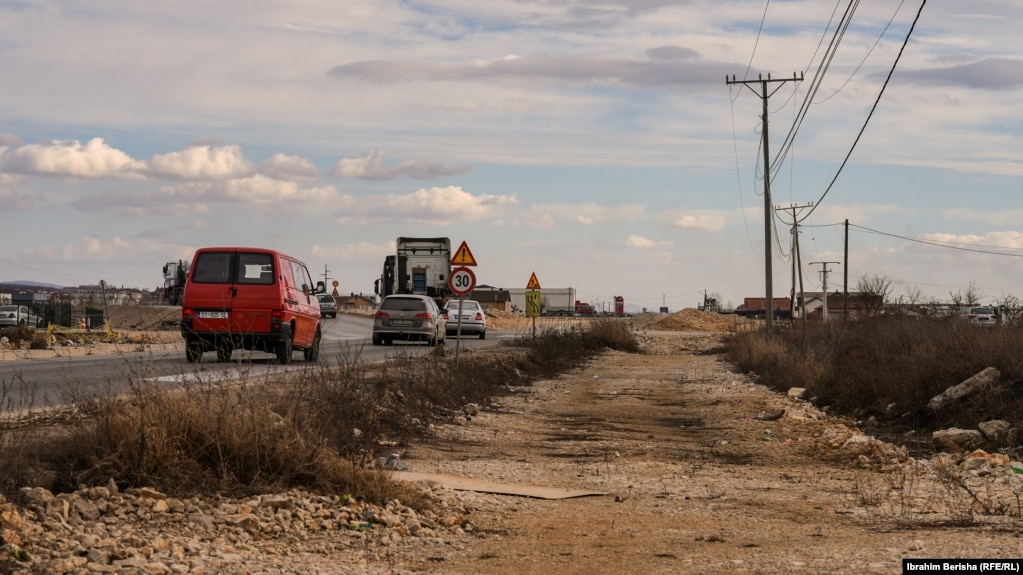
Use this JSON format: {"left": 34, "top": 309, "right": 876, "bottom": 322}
{"left": 525, "top": 272, "right": 541, "bottom": 338}
{"left": 448, "top": 242, "right": 478, "bottom": 365}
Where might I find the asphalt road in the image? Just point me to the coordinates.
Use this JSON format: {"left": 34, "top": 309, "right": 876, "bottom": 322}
{"left": 0, "top": 314, "right": 518, "bottom": 413}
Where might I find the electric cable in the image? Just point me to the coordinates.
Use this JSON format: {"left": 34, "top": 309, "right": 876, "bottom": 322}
{"left": 800, "top": 0, "right": 927, "bottom": 222}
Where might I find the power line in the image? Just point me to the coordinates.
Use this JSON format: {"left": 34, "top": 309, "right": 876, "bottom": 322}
{"left": 850, "top": 223, "right": 1023, "bottom": 257}
{"left": 801, "top": 0, "right": 927, "bottom": 222}
{"left": 770, "top": 0, "right": 861, "bottom": 178}
{"left": 814, "top": 0, "right": 907, "bottom": 104}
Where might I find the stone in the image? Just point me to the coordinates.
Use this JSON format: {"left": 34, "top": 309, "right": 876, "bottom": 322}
{"left": 927, "top": 367, "right": 1001, "bottom": 411}
{"left": 977, "top": 419, "right": 1012, "bottom": 441}
{"left": 932, "top": 427, "right": 984, "bottom": 450}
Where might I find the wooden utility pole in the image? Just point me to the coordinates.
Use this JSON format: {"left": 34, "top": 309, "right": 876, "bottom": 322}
{"left": 776, "top": 203, "right": 814, "bottom": 324}
{"left": 726, "top": 72, "right": 803, "bottom": 332}
{"left": 810, "top": 261, "right": 840, "bottom": 321}
{"left": 843, "top": 219, "right": 850, "bottom": 320}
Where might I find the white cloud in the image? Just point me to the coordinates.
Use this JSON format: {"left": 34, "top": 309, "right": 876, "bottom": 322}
{"left": 3, "top": 138, "right": 145, "bottom": 179}
{"left": 24, "top": 236, "right": 179, "bottom": 263}
{"left": 940, "top": 208, "right": 1023, "bottom": 227}
{"left": 258, "top": 153, "right": 320, "bottom": 180}
{"left": 626, "top": 235, "right": 673, "bottom": 248}
{"left": 526, "top": 203, "right": 645, "bottom": 227}
{"left": 330, "top": 150, "right": 470, "bottom": 180}
{"left": 663, "top": 210, "right": 729, "bottom": 231}
{"left": 312, "top": 241, "right": 394, "bottom": 261}
{"left": 154, "top": 177, "right": 339, "bottom": 210}
{"left": 148, "top": 145, "right": 253, "bottom": 180}
{"left": 333, "top": 185, "right": 517, "bottom": 225}
{"left": 922, "top": 231, "right": 1023, "bottom": 250}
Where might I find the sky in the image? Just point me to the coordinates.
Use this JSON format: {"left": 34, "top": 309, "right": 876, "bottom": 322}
{"left": 1, "top": 0, "right": 1021, "bottom": 313}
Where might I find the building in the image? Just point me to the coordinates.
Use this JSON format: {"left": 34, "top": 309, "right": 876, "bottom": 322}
{"left": 469, "top": 286, "right": 511, "bottom": 313}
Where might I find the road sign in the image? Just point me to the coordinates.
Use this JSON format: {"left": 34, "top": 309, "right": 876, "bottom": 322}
{"left": 526, "top": 272, "right": 541, "bottom": 290}
{"left": 448, "top": 266, "right": 476, "bottom": 296}
{"left": 525, "top": 291, "right": 541, "bottom": 318}
{"left": 332, "top": 280, "right": 339, "bottom": 287}
{"left": 451, "top": 241, "right": 478, "bottom": 266}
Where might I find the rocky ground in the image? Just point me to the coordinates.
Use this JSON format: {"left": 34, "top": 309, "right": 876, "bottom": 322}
{"left": 2, "top": 312, "right": 1023, "bottom": 574}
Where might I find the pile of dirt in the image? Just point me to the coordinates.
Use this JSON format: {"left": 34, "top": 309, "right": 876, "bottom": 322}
{"left": 96, "top": 305, "right": 181, "bottom": 331}
{"left": 644, "top": 308, "right": 741, "bottom": 332}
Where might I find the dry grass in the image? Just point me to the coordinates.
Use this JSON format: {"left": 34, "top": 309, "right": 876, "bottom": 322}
{"left": 0, "top": 321, "right": 640, "bottom": 507}
{"left": 725, "top": 315, "right": 1023, "bottom": 451}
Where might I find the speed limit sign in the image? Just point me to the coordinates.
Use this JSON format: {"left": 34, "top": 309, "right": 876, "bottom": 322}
{"left": 448, "top": 266, "right": 476, "bottom": 296}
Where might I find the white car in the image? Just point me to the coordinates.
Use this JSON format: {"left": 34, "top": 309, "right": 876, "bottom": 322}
{"left": 0, "top": 305, "right": 40, "bottom": 327}
{"left": 443, "top": 299, "right": 487, "bottom": 339}
{"left": 961, "top": 306, "right": 997, "bottom": 327}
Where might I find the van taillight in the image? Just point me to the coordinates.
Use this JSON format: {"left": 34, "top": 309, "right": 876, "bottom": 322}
{"left": 375, "top": 311, "right": 389, "bottom": 319}
{"left": 271, "top": 309, "right": 284, "bottom": 332}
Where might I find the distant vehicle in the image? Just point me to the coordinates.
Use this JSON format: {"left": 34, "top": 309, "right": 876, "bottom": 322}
{"left": 574, "top": 301, "right": 596, "bottom": 316}
{"left": 162, "top": 260, "right": 189, "bottom": 305}
{"left": 374, "top": 237, "right": 452, "bottom": 301}
{"left": 317, "top": 293, "right": 339, "bottom": 318}
{"left": 961, "top": 306, "right": 996, "bottom": 327}
{"left": 443, "top": 299, "right": 487, "bottom": 338}
{"left": 0, "top": 305, "right": 39, "bottom": 327}
{"left": 180, "top": 247, "right": 326, "bottom": 364}
{"left": 372, "top": 294, "right": 446, "bottom": 346}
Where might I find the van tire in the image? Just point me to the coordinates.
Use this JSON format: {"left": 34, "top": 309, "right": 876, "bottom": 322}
{"left": 276, "top": 336, "right": 293, "bottom": 364}
{"left": 304, "top": 329, "right": 321, "bottom": 363}
{"left": 185, "top": 339, "right": 203, "bottom": 363}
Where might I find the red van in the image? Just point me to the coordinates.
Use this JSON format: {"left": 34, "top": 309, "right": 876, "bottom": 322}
{"left": 180, "top": 247, "right": 325, "bottom": 364}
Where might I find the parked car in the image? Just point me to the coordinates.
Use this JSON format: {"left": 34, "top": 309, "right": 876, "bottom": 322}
{"left": 443, "top": 299, "right": 487, "bottom": 339}
{"left": 0, "top": 305, "right": 39, "bottom": 327}
{"left": 961, "top": 306, "right": 997, "bottom": 327}
{"left": 372, "top": 294, "right": 446, "bottom": 346}
{"left": 180, "top": 247, "right": 326, "bottom": 364}
{"left": 317, "top": 294, "right": 339, "bottom": 318}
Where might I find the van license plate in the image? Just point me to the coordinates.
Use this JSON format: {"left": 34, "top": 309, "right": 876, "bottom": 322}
{"left": 390, "top": 319, "right": 412, "bottom": 326}
{"left": 198, "top": 311, "right": 229, "bottom": 319}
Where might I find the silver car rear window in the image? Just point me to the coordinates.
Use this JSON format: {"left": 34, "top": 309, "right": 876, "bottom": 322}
{"left": 381, "top": 297, "right": 427, "bottom": 311}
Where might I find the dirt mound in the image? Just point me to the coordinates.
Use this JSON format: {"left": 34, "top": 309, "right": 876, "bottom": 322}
{"left": 98, "top": 305, "right": 181, "bottom": 331}
{"left": 644, "top": 308, "right": 741, "bottom": 332}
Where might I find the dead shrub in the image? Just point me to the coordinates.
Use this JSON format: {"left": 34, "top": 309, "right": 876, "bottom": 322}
{"left": 725, "top": 315, "right": 1023, "bottom": 451}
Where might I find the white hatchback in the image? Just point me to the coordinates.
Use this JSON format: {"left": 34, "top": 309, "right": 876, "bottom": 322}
{"left": 443, "top": 299, "right": 487, "bottom": 339}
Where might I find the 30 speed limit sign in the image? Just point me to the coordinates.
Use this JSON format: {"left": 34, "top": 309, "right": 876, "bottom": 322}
{"left": 448, "top": 266, "right": 476, "bottom": 296}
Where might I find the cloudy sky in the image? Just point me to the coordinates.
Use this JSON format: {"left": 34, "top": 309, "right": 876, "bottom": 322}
{"left": 1, "top": 0, "right": 1021, "bottom": 311}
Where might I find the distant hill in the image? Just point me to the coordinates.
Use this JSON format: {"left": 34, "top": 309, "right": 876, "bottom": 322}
{"left": 0, "top": 281, "right": 65, "bottom": 292}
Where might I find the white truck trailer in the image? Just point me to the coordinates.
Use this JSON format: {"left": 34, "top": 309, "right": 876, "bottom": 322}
{"left": 375, "top": 237, "right": 452, "bottom": 300}
{"left": 508, "top": 287, "right": 578, "bottom": 316}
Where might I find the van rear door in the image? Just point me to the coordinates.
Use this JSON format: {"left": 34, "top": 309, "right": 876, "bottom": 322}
{"left": 188, "top": 249, "right": 278, "bottom": 334}
{"left": 230, "top": 251, "right": 278, "bottom": 333}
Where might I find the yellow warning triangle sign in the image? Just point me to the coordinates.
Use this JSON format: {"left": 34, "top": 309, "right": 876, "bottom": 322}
{"left": 450, "top": 240, "right": 478, "bottom": 266}
{"left": 526, "top": 272, "right": 541, "bottom": 290}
